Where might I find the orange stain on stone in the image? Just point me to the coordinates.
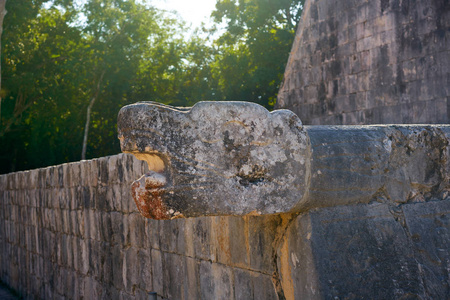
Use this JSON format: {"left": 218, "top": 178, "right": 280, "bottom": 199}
{"left": 131, "top": 179, "right": 170, "bottom": 220}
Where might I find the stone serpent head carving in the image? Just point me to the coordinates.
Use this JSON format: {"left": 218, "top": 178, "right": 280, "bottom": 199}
{"left": 117, "top": 101, "right": 311, "bottom": 219}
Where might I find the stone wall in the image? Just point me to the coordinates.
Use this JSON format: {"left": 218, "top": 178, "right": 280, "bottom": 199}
{"left": 1, "top": 146, "right": 449, "bottom": 299}
{"left": 0, "top": 154, "right": 281, "bottom": 299}
{"left": 277, "top": 0, "right": 450, "bottom": 125}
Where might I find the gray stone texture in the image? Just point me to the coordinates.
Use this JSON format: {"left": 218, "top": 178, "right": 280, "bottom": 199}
{"left": 277, "top": 0, "right": 450, "bottom": 125}
{"left": 283, "top": 201, "right": 450, "bottom": 299}
{"left": 118, "top": 101, "right": 310, "bottom": 219}
{"left": 1, "top": 130, "right": 450, "bottom": 298}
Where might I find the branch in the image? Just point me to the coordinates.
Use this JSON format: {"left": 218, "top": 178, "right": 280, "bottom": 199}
{"left": 0, "top": 92, "right": 35, "bottom": 137}
{"left": 81, "top": 70, "right": 105, "bottom": 160}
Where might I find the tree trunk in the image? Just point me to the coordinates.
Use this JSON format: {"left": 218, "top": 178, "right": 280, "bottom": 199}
{"left": 0, "top": 0, "right": 7, "bottom": 123}
{"left": 81, "top": 71, "right": 105, "bottom": 160}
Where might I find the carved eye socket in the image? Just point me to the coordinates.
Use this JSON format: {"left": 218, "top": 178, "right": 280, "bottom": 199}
{"left": 238, "top": 175, "right": 265, "bottom": 187}
{"left": 237, "top": 165, "right": 267, "bottom": 187}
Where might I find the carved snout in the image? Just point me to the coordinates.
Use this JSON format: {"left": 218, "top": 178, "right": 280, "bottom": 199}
{"left": 118, "top": 101, "right": 312, "bottom": 219}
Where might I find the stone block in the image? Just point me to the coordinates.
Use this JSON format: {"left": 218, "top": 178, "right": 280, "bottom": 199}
{"left": 59, "top": 188, "right": 70, "bottom": 210}
{"left": 53, "top": 267, "right": 65, "bottom": 296}
{"left": 304, "top": 85, "right": 318, "bottom": 101}
{"left": 16, "top": 172, "right": 25, "bottom": 191}
{"left": 138, "top": 249, "right": 152, "bottom": 291}
{"left": 108, "top": 184, "right": 122, "bottom": 212}
{"left": 121, "top": 183, "right": 138, "bottom": 214}
{"left": 60, "top": 209, "right": 70, "bottom": 234}
{"left": 121, "top": 153, "right": 136, "bottom": 183}
{"left": 145, "top": 218, "right": 160, "bottom": 250}
{"left": 129, "top": 212, "right": 145, "bottom": 249}
{"left": 233, "top": 268, "right": 254, "bottom": 299}
{"left": 118, "top": 101, "right": 310, "bottom": 219}
{"left": 43, "top": 229, "right": 57, "bottom": 261}
{"left": 82, "top": 277, "right": 103, "bottom": 300}
{"left": 68, "top": 162, "right": 81, "bottom": 188}
{"left": 99, "top": 285, "right": 120, "bottom": 300}
{"left": 151, "top": 249, "right": 163, "bottom": 296}
{"left": 91, "top": 240, "right": 106, "bottom": 281}
{"left": 43, "top": 168, "right": 53, "bottom": 188}
{"left": 101, "top": 246, "right": 114, "bottom": 285}
{"left": 253, "top": 272, "right": 278, "bottom": 300}
{"left": 111, "top": 245, "right": 124, "bottom": 290}
{"left": 401, "top": 58, "right": 417, "bottom": 82}
{"left": 104, "top": 156, "right": 118, "bottom": 185}
{"left": 68, "top": 187, "right": 78, "bottom": 211}
{"left": 96, "top": 186, "right": 110, "bottom": 212}
{"left": 211, "top": 216, "right": 231, "bottom": 265}
{"left": 44, "top": 282, "right": 54, "bottom": 300}
{"left": 83, "top": 209, "right": 96, "bottom": 241}
{"left": 184, "top": 256, "right": 200, "bottom": 299}
{"left": 248, "top": 215, "right": 281, "bottom": 273}
{"left": 228, "top": 216, "right": 249, "bottom": 268}
{"left": 80, "top": 239, "right": 90, "bottom": 275}
{"left": 434, "top": 98, "right": 448, "bottom": 123}
{"left": 69, "top": 210, "right": 80, "bottom": 237}
{"left": 293, "top": 203, "right": 426, "bottom": 298}
{"left": 403, "top": 200, "right": 450, "bottom": 299}
{"left": 99, "top": 212, "right": 112, "bottom": 243}
{"left": 134, "top": 289, "right": 151, "bottom": 300}
{"left": 191, "top": 217, "right": 213, "bottom": 261}
{"left": 159, "top": 218, "right": 185, "bottom": 254}
{"left": 53, "top": 208, "right": 63, "bottom": 232}
{"left": 35, "top": 227, "right": 43, "bottom": 256}
{"left": 55, "top": 233, "right": 65, "bottom": 267}
{"left": 162, "top": 252, "right": 185, "bottom": 299}
{"left": 78, "top": 161, "right": 89, "bottom": 188}
{"left": 199, "top": 261, "right": 233, "bottom": 300}
{"left": 62, "top": 270, "right": 74, "bottom": 299}
{"left": 123, "top": 247, "right": 139, "bottom": 294}
{"left": 282, "top": 213, "right": 321, "bottom": 299}
{"left": 80, "top": 186, "right": 92, "bottom": 210}
{"left": 97, "top": 157, "right": 109, "bottom": 186}
{"left": 110, "top": 211, "right": 126, "bottom": 246}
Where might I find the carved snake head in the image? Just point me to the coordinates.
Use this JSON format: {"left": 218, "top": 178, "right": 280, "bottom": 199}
{"left": 118, "top": 101, "right": 311, "bottom": 219}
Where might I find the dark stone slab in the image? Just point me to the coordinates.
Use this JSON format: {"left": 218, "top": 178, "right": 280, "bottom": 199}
{"left": 403, "top": 200, "right": 450, "bottom": 298}
{"left": 289, "top": 203, "right": 427, "bottom": 299}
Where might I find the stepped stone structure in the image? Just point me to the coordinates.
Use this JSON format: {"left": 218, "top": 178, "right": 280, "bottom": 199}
{"left": 277, "top": 0, "right": 450, "bottom": 125}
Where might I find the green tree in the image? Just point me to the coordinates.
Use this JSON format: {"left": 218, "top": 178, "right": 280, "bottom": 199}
{"left": 210, "top": 0, "right": 304, "bottom": 108}
{"left": 0, "top": 0, "right": 203, "bottom": 173}
{"left": 78, "top": 0, "right": 162, "bottom": 159}
{"left": 0, "top": 1, "right": 85, "bottom": 171}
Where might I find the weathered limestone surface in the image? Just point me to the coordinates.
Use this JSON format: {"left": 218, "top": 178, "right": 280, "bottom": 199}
{"left": 118, "top": 101, "right": 450, "bottom": 220}
{"left": 277, "top": 0, "right": 450, "bottom": 124}
{"left": 118, "top": 101, "right": 311, "bottom": 219}
{"left": 305, "top": 125, "right": 450, "bottom": 209}
{"left": 0, "top": 151, "right": 449, "bottom": 299}
{"left": 283, "top": 200, "right": 450, "bottom": 299}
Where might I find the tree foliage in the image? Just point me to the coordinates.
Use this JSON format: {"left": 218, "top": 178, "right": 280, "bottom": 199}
{"left": 0, "top": 0, "right": 303, "bottom": 174}
{"left": 210, "top": 0, "right": 304, "bottom": 107}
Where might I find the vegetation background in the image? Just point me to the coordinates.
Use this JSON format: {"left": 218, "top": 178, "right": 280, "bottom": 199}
{"left": 0, "top": 0, "right": 304, "bottom": 174}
